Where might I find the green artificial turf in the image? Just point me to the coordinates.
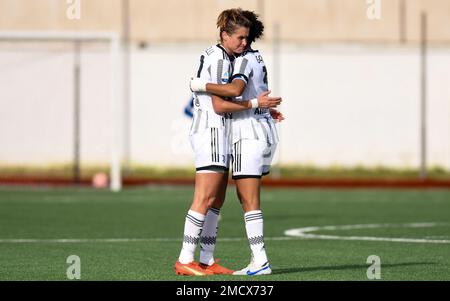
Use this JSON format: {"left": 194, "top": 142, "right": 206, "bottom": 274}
{"left": 0, "top": 186, "right": 449, "bottom": 280}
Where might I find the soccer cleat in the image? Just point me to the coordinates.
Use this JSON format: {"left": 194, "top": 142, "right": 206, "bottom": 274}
{"left": 174, "top": 260, "right": 214, "bottom": 276}
{"left": 232, "top": 261, "right": 272, "bottom": 276}
{"left": 199, "top": 259, "right": 234, "bottom": 275}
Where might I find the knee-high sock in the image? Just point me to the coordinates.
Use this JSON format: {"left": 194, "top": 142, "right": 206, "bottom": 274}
{"left": 199, "top": 207, "right": 220, "bottom": 265}
{"left": 244, "top": 210, "right": 268, "bottom": 267}
{"left": 178, "top": 210, "right": 205, "bottom": 264}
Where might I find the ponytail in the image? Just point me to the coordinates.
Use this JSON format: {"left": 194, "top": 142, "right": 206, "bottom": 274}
{"left": 217, "top": 8, "right": 251, "bottom": 41}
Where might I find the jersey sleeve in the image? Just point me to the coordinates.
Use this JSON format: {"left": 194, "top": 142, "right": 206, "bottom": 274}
{"left": 209, "top": 57, "right": 231, "bottom": 85}
{"left": 231, "top": 56, "right": 251, "bottom": 84}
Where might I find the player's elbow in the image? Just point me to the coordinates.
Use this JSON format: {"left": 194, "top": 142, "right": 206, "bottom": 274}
{"left": 235, "top": 84, "right": 246, "bottom": 96}
{"left": 229, "top": 80, "right": 245, "bottom": 97}
{"left": 229, "top": 86, "right": 243, "bottom": 97}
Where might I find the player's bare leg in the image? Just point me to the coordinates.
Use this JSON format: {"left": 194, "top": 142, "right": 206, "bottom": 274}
{"left": 235, "top": 178, "right": 261, "bottom": 212}
{"left": 197, "top": 172, "right": 234, "bottom": 274}
{"left": 190, "top": 172, "right": 226, "bottom": 214}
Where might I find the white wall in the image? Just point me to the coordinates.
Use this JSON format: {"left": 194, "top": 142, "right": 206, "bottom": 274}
{"left": 274, "top": 45, "right": 450, "bottom": 168}
{"left": 1, "top": 43, "right": 449, "bottom": 169}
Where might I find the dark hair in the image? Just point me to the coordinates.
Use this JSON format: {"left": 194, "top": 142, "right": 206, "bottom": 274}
{"left": 217, "top": 8, "right": 251, "bottom": 41}
{"left": 241, "top": 10, "right": 264, "bottom": 45}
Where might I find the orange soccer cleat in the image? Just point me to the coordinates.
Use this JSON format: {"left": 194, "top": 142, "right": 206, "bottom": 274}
{"left": 174, "top": 260, "right": 214, "bottom": 276}
{"left": 199, "top": 259, "right": 234, "bottom": 275}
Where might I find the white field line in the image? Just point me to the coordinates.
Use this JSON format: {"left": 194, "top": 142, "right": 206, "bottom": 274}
{"left": 284, "top": 222, "right": 450, "bottom": 244}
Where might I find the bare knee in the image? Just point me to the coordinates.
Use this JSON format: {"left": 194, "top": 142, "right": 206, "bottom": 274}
{"left": 192, "top": 194, "right": 220, "bottom": 214}
{"left": 239, "top": 196, "right": 260, "bottom": 212}
{"left": 209, "top": 198, "right": 224, "bottom": 209}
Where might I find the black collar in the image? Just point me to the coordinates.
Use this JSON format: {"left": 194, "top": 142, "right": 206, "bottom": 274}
{"left": 216, "top": 44, "right": 235, "bottom": 62}
{"left": 242, "top": 48, "right": 258, "bottom": 55}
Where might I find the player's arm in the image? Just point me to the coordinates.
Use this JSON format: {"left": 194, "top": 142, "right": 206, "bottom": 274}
{"left": 211, "top": 91, "right": 281, "bottom": 114}
{"left": 190, "top": 77, "right": 246, "bottom": 97}
{"left": 191, "top": 56, "right": 250, "bottom": 97}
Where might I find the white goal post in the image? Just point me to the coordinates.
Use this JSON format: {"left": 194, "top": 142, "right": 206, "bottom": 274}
{"left": 0, "top": 31, "right": 123, "bottom": 191}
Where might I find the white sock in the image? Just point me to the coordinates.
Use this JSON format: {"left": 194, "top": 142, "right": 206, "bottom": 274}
{"left": 178, "top": 210, "right": 205, "bottom": 264}
{"left": 244, "top": 210, "right": 268, "bottom": 267}
{"left": 199, "top": 207, "right": 220, "bottom": 265}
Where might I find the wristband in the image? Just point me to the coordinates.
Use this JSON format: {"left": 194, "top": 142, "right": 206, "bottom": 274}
{"left": 190, "top": 78, "right": 207, "bottom": 92}
{"left": 250, "top": 98, "right": 259, "bottom": 109}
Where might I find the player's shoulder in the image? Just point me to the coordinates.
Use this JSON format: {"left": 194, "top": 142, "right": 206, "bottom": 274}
{"left": 201, "top": 44, "right": 218, "bottom": 56}
{"left": 202, "top": 44, "right": 231, "bottom": 61}
{"left": 238, "top": 49, "right": 264, "bottom": 63}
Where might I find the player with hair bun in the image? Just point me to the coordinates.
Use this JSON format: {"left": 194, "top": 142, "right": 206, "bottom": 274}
{"left": 175, "top": 8, "right": 281, "bottom": 276}
{"left": 190, "top": 10, "right": 284, "bottom": 276}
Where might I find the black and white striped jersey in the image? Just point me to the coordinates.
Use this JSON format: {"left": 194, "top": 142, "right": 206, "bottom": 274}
{"left": 229, "top": 50, "right": 278, "bottom": 146}
{"left": 231, "top": 49, "right": 271, "bottom": 121}
{"left": 191, "top": 44, "right": 234, "bottom": 131}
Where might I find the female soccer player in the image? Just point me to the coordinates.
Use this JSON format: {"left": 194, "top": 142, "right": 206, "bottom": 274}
{"left": 175, "top": 8, "right": 281, "bottom": 276}
{"left": 190, "top": 10, "right": 282, "bottom": 275}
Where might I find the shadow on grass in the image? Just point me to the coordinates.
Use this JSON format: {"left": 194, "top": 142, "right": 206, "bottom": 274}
{"left": 273, "top": 262, "right": 437, "bottom": 275}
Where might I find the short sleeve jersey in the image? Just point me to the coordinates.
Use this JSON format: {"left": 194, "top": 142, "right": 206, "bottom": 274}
{"left": 230, "top": 50, "right": 271, "bottom": 120}
{"left": 192, "top": 44, "right": 234, "bottom": 128}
